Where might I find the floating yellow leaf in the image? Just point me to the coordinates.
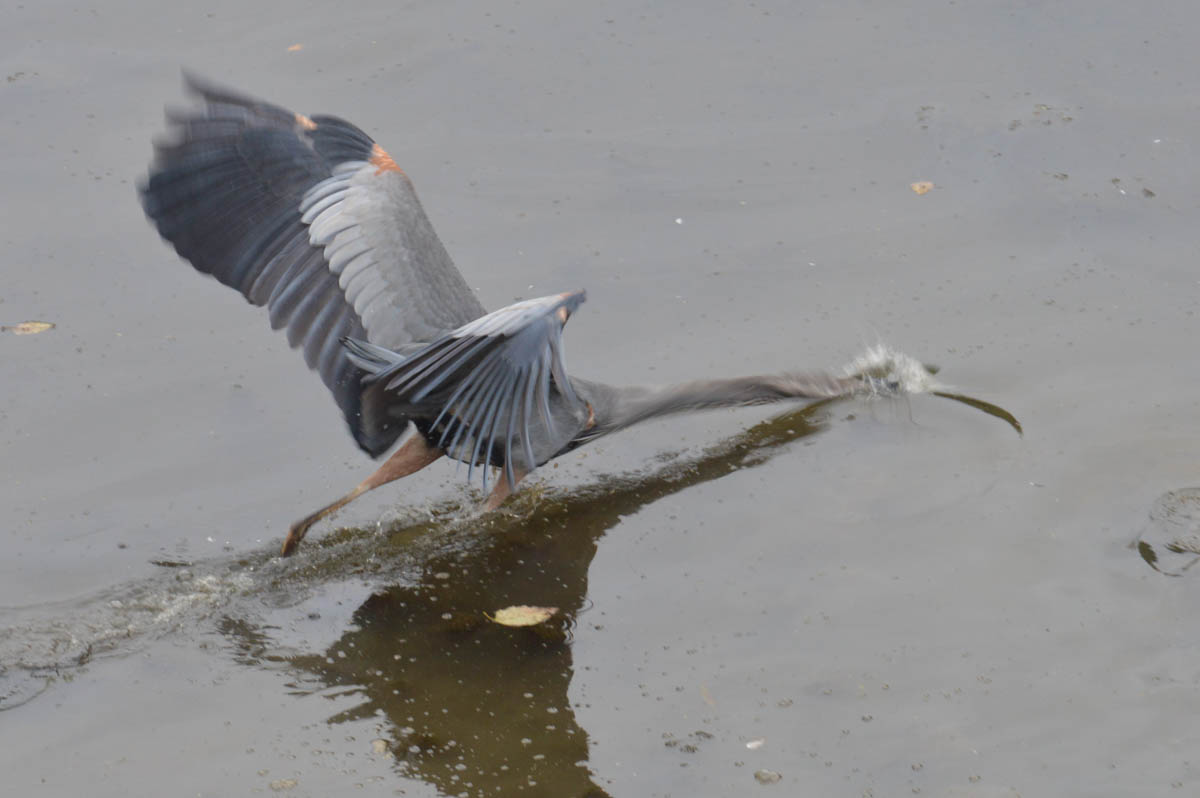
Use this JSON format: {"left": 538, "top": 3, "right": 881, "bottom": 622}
{"left": 2, "top": 321, "right": 55, "bottom": 335}
{"left": 287, "top": 43, "right": 303, "bottom": 52}
{"left": 910, "top": 181, "right": 934, "bottom": 195}
{"left": 487, "top": 605, "right": 558, "bottom": 627}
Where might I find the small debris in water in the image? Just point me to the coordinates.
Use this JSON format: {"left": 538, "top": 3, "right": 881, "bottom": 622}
{"left": 487, "top": 605, "right": 558, "bottom": 626}
{"left": 269, "top": 778, "right": 298, "bottom": 791}
{"left": 1, "top": 320, "right": 54, "bottom": 335}
{"left": 664, "top": 729, "right": 714, "bottom": 753}
{"left": 149, "top": 559, "right": 193, "bottom": 569}
{"left": 754, "top": 769, "right": 782, "bottom": 784}
{"left": 746, "top": 737, "right": 766, "bottom": 750}
{"left": 910, "top": 181, "right": 934, "bottom": 195}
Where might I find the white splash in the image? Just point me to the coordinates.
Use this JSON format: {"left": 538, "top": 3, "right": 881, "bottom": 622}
{"left": 842, "top": 344, "right": 942, "bottom": 396}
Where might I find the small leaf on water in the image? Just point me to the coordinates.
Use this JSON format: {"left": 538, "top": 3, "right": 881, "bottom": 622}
{"left": 488, "top": 605, "right": 558, "bottom": 627}
{"left": 910, "top": 181, "right": 934, "bottom": 195}
{"left": 287, "top": 43, "right": 303, "bottom": 52}
{"left": 2, "top": 321, "right": 54, "bottom": 335}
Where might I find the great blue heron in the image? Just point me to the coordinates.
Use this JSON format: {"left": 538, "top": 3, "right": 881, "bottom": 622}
{"left": 140, "top": 75, "right": 902, "bottom": 556}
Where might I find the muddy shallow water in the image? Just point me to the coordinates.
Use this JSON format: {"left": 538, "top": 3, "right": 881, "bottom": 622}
{"left": 4, "top": 1, "right": 1200, "bottom": 796}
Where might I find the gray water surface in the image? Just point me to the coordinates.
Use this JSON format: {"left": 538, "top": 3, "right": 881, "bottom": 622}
{"left": 3, "top": 2, "right": 1200, "bottom": 796}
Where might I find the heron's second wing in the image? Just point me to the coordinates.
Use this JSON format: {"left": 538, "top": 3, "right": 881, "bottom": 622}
{"left": 140, "top": 74, "right": 487, "bottom": 456}
{"left": 345, "top": 291, "right": 587, "bottom": 489}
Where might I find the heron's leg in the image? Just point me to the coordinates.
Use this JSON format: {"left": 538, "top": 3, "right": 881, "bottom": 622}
{"left": 480, "top": 468, "right": 528, "bottom": 513}
{"left": 281, "top": 434, "right": 444, "bottom": 556}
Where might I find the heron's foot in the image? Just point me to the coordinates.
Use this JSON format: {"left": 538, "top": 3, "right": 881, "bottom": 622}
{"left": 480, "top": 491, "right": 508, "bottom": 514}
{"left": 281, "top": 513, "right": 321, "bottom": 557}
{"left": 476, "top": 468, "right": 529, "bottom": 514}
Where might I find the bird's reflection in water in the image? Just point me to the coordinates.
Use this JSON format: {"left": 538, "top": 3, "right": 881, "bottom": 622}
{"left": 226, "top": 390, "right": 1017, "bottom": 797}
{"left": 277, "top": 399, "right": 838, "bottom": 798}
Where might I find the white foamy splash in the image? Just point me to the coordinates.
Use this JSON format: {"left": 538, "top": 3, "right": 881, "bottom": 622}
{"left": 842, "top": 344, "right": 942, "bottom": 396}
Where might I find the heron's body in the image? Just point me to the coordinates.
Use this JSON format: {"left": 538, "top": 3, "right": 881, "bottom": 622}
{"left": 140, "top": 76, "right": 882, "bottom": 555}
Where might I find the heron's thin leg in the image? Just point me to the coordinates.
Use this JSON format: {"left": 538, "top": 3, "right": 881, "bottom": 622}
{"left": 480, "top": 467, "right": 528, "bottom": 513}
{"left": 281, "top": 434, "right": 444, "bottom": 556}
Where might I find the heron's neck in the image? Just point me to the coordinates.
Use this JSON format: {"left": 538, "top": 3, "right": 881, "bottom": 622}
{"left": 588, "top": 372, "right": 865, "bottom": 434}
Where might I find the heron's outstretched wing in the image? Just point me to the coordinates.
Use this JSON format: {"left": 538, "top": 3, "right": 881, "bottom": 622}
{"left": 140, "top": 74, "right": 487, "bottom": 456}
{"left": 344, "top": 291, "right": 587, "bottom": 489}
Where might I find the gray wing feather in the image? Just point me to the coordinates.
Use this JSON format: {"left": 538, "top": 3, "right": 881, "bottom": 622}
{"left": 141, "top": 75, "right": 489, "bottom": 457}
{"left": 300, "top": 162, "right": 486, "bottom": 350}
{"left": 347, "top": 291, "right": 587, "bottom": 489}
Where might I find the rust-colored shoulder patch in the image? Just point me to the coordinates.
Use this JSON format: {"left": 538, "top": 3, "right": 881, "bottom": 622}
{"left": 369, "top": 143, "right": 406, "bottom": 176}
{"left": 294, "top": 113, "right": 317, "bottom": 131}
{"left": 584, "top": 401, "right": 596, "bottom": 430}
